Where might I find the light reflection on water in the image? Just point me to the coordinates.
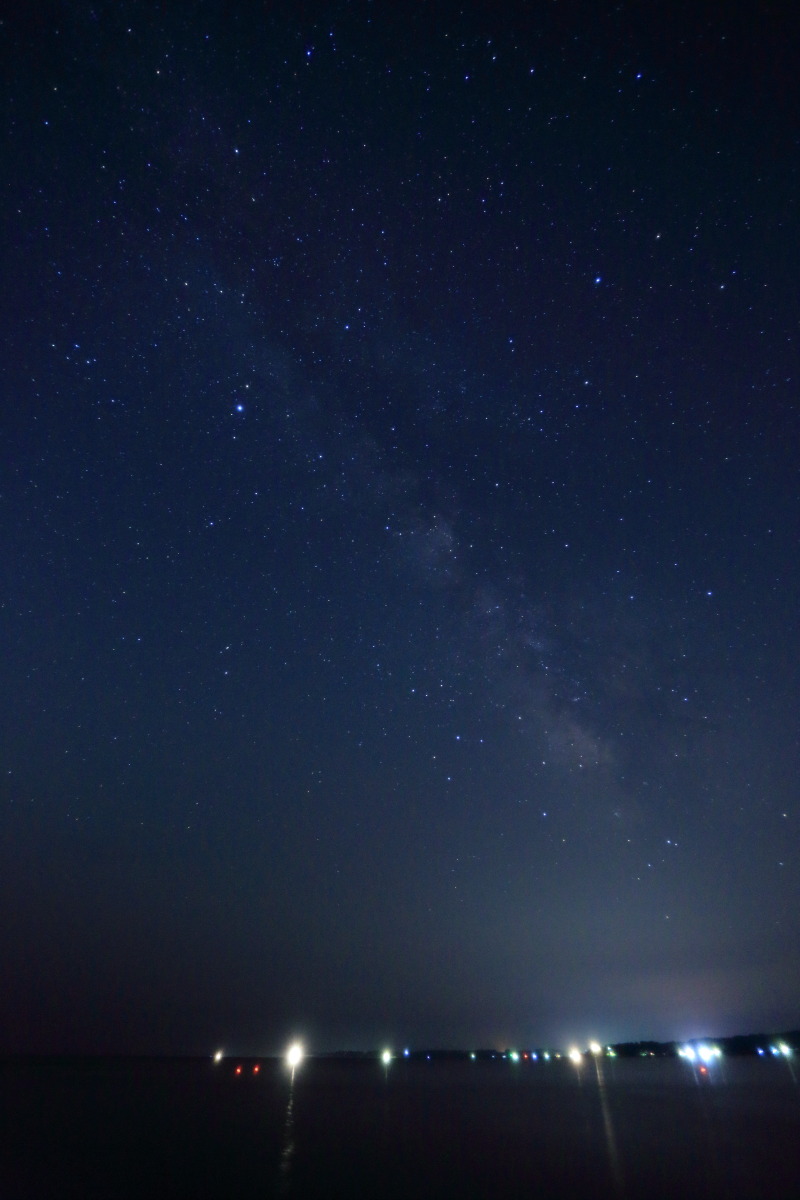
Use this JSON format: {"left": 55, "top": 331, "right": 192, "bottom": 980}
{"left": 4, "top": 1056, "right": 799, "bottom": 1199}
{"left": 594, "top": 1056, "right": 624, "bottom": 1197}
{"left": 230, "top": 1056, "right": 800, "bottom": 1198}
{"left": 277, "top": 1079, "right": 295, "bottom": 1196}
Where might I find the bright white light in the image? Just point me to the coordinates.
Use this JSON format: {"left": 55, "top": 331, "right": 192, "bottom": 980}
{"left": 286, "top": 1042, "right": 304, "bottom": 1069}
{"left": 470, "top": 1052, "right": 476, "bottom": 1060}
{"left": 680, "top": 1046, "right": 696, "bottom": 1062}
{"left": 543, "top": 1052, "right": 550, "bottom": 1061}
{"left": 381, "top": 1049, "right": 392, "bottom": 1066}
{"left": 213, "top": 1050, "right": 223, "bottom": 1063}
{"left": 589, "top": 1042, "right": 602, "bottom": 1056}
{"left": 568, "top": 1047, "right": 583, "bottom": 1065}
{"left": 778, "top": 1042, "right": 792, "bottom": 1058}
{"left": 698, "top": 1045, "right": 713, "bottom": 1064}
{"left": 510, "top": 1051, "right": 520, "bottom": 1062}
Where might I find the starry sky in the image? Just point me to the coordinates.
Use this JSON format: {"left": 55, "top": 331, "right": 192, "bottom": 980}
{"left": 2, "top": 1, "right": 798, "bottom": 1055}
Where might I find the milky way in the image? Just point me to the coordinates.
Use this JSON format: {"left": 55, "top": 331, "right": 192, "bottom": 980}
{"left": 1, "top": 1, "right": 797, "bottom": 1053}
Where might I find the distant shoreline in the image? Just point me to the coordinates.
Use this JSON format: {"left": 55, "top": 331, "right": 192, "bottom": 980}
{"left": 3, "top": 1028, "right": 798, "bottom": 1063}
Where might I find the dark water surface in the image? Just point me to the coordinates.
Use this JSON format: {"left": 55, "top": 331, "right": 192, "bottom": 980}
{"left": 2, "top": 1056, "right": 799, "bottom": 1198}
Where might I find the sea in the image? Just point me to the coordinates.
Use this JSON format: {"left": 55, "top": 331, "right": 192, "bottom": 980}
{"left": 2, "top": 1054, "right": 799, "bottom": 1198}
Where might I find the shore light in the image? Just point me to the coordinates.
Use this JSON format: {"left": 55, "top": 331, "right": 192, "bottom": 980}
{"left": 286, "top": 1042, "right": 304, "bottom": 1070}
{"left": 589, "top": 1042, "right": 602, "bottom": 1056}
{"left": 568, "top": 1047, "right": 583, "bottom": 1065}
{"left": 381, "top": 1049, "right": 392, "bottom": 1066}
{"left": 213, "top": 1050, "right": 224, "bottom": 1063}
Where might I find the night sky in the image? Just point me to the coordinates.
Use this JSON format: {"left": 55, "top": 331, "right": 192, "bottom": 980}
{"left": 2, "top": 1, "right": 798, "bottom": 1056}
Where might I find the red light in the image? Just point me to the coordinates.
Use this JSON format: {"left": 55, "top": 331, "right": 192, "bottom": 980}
{"left": 235, "top": 1066, "right": 242, "bottom": 1075}
{"left": 253, "top": 1064, "right": 260, "bottom": 1073}
{"left": 700, "top": 1066, "right": 707, "bottom": 1074}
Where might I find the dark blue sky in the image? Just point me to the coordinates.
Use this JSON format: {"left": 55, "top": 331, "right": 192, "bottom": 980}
{"left": 2, "top": 0, "right": 798, "bottom": 1054}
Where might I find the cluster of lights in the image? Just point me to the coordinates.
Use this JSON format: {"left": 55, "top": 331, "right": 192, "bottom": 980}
{"left": 678, "top": 1044, "right": 722, "bottom": 1063}
{"left": 217, "top": 1037, "right": 796, "bottom": 1078}
{"left": 214, "top": 1036, "right": 800, "bottom": 1072}
{"left": 762, "top": 1042, "right": 793, "bottom": 1058}
{"left": 216, "top": 1041, "right": 626, "bottom": 1068}
{"left": 474, "top": 1045, "right": 622, "bottom": 1063}
{"left": 566, "top": 1043, "right": 617, "bottom": 1063}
